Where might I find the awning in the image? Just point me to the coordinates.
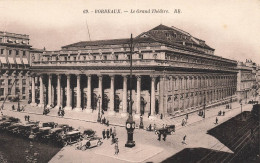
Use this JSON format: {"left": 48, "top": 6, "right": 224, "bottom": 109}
{"left": 16, "top": 58, "right": 22, "bottom": 64}
{"left": 22, "top": 58, "right": 29, "bottom": 65}
{"left": 8, "top": 57, "right": 15, "bottom": 64}
{"left": 0, "top": 57, "right": 7, "bottom": 64}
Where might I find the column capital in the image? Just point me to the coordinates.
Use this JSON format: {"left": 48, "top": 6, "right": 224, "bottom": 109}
{"left": 150, "top": 75, "right": 158, "bottom": 79}
{"left": 136, "top": 75, "right": 142, "bottom": 80}
{"left": 86, "top": 74, "right": 92, "bottom": 77}
{"left": 109, "top": 74, "right": 115, "bottom": 78}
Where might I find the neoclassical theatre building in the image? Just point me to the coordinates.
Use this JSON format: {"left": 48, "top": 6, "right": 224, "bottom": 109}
{"left": 30, "top": 25, "right": 238, "bottom": 117}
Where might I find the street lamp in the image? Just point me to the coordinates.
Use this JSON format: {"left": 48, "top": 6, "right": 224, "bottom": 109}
{"left": 97, "top": 95, "right": 101, "bottom": 122}
{"left": 203, "top": 95, "right": 206, "bottom": 118}
{"left": 125, "top": 34, "right": 135, "bottom": 148}
{"left": 230, "top": 95, "right": 232, "bottom": 109}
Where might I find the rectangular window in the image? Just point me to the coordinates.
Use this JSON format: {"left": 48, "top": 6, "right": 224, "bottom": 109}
{"left": 23, "top": 51, "right": 26, "bottom": 56}
{"left": 0, "top": 38, "right": 2, "bottom": 43}
{"left": 22, "top": 87, "right": 25, "bottom": 94}
{"left": 0, "top": 88, "right": 4, "bottom": 96}
{"left": 15, "top": 79, "right": 19, "bottom": 85}
{"left": 8, "top": 79, "right": 12, "bottom": 85}
{"left": 0, "top": 79, "right": 4, "bottom": 86}
{"left": 8, "top": 88, "right": 11, "bottom": 94}
{"left": 22, "top": 79, "right": 26, "bottom": 85}
{"left": 139, "top": 54, "right": 143, "bottom": 60}
{"left": 8, "top": 50, "right": 12, "bottom": 55}
{"left": 16, "top": 50, "right": 19, "bottom": 56}
{"left": 93, "top": 56, "right": 96, "bottom": 60}
{"left": 0, "top": 49, "right": 3, "bottom": 54}
{"left": 115, "top": 55, "right": 118, "bottom": 60}
{"left": 15, "top": 87, "right": 19, "bottom": 94}
{"left": 103, "top": 55, "right": 107, "bottom": 60}
{"left": 127, "top": 55, "right": 130, "bottom": 60}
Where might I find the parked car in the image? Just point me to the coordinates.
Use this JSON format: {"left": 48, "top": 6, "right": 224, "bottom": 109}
{"left": 82, "top": 129, "right": 96, "bottom": 138}
{"left": 18, "top": 124, "right": 37, "bottom": 138}
{"left": 42, "top": 122, "right": 56, "bottom": 128}
{"left": 155, "top": 125, "right": 176, "bottom": 135}
{"left": 61, "top": 130, "right": 82, "bottom": 146}
{"left": 33, "top": 127, "right": 52, "bottom": 142}
{"left": 76, "top": 136, "right": 103, "bottom": 151}
{"left": 56, "top": 124, "right": 73, "bottom": 133}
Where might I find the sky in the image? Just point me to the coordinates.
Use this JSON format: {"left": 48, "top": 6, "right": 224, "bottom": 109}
{"left": 0, "top": 0, "right": 259, "bottom": 64}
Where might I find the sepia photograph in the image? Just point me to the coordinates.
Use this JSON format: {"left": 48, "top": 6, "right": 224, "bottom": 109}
{"left": 0, "top": 0, "right": 259, "bottom": 162}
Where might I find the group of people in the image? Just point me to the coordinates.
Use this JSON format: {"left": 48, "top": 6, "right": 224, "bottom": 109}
{"left": 58, "top": 107, "right": 65, "bottom": 117}
{"left": 24, "top": 115, "right": 30, "bottom": 121}
{"left": 218, "top": 110, "right": 225, "bottom": 116}
{"left": 102, "top": 127, "right": 119, "bottom": 155}
{"left": 12, "top": 105, "right": 25, "bottom": 112}
{"left": 198, "top": 110, "right": 204, "bottom": 117}
{"left": 100, "top": 117, "right": 109, "bottom": 126}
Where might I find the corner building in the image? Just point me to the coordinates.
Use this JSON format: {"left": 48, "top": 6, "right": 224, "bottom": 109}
{"left": 31, "top": 25, "right": 237, "bottom": 117}
{"left": 0, "top": 31, "right": 31, "bottom": 101}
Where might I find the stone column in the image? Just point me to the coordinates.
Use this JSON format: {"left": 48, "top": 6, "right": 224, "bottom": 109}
{"left": 55, "top": 74, "right": 61, "bottom": 109}
{"left": 38, "top": 75, "right": 44, "bottom": 107}
{"left": 64, "top": 74, "right": 72, "bottom": 110}
{"left": 150, "top": 75, "right": 156, "bottom": 119}
{"left": 121, "top": 75, "right": 128, "bottom": 117}
{"left": 47, "top": 75, "right": 52, "bottom": 107}
{"left": 30, "top": 76, "right": 37, "bottom": 106}
{"left": 74, "top": 75, "right": 82, "bottom": 111}
{"left": 86, "top": 75, "right": 92, "bottom": 113}
{"left": 159, "top": 75, "right": 165, "bottom": 116}
{"left": 98, "top": 75, "right": 103, "bottom": 111}
{"left": 108, "top": 75, "right": 115, "bottom": 115}
{"left": 134, "top": 75, "right": 141, "bottom": 118}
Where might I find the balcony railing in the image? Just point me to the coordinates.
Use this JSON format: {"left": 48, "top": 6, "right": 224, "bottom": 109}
{"left": 32, "top": 59, "right": 236, "bottom": 72}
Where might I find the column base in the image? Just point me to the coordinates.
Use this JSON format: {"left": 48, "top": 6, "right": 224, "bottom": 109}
{"left": 64, "top": 106, "right": 72, "bottom": 111}
{"left": 148, "top": 115, "right": 156, "bottom": 120}
{"left": 85, "top": 108, "right": 93, "bottom": 113}
{"left": 38, "top": 103, "right": 44, "bottom": 108}
{"left": 108, "top": 110, "right": 115, "bottom": 116}
{"left": 121, "top": 112, "right": 128, "bottom": 117}
{"left": 74, "top": 107, "right": 82, "bottom": 112}
{"left": 134, "top": 113, "right": 140, "bottom": 119}
{"left": 55, "top": 105, "right": 60, "bottom": 109}
{"left": 30, "top": 103, "right": 37, "bottom": 107}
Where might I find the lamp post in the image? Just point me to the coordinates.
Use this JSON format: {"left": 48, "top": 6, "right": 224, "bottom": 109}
{"left": 203, "top": 95, "right": 206, "bottom": 118}
{"left": 97, "top": 95, "right": 101, "bottom": 122}
{"left": 230, "top": 95, "right": 232, "bottom": 109}
{"left": 125, "top": 34, "right": 135, "bottom": 148}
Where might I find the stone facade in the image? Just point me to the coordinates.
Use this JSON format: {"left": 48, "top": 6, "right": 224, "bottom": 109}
{"left": 0, "top": 31, "right": 31, "bottom": 102}
{"left": 30, "top": 25, "right": 238, "bottom": 117}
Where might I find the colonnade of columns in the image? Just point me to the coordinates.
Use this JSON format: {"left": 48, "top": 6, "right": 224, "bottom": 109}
{"left": 30, "top": 73, "right": 237, "bottom": 116}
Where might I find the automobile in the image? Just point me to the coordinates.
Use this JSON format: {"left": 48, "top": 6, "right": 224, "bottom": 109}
{"left": 76, "top": 136, "right": 103, "bottom": 151}
{"left": 248, "top": 100, "right": 258, "bottom": 104}
{"left": 48, "top": 128, "right": 64, "bottom": 143}
{"left": 82, "top": 129, "right": 96, "bottom": 138}
{"left": 155, "top": 125, "right": 176, "bottom": 135}
{"left": 61, "top": 130, "right": 82, "bottom": 146}
{"left": 33, "top": 127, "right": 52, "bottom": 141}
{"left": 42, "top": 122, "right": 56, "bottom": 128}
{"left": 6, "top": 123, "right": 23, "bottom": 134}
{"left": 56, "top": 124, "right": 73, "bottom": 133}
{"left": 18, "top": 124, "right": 37, "bottom": 138}
{"left": 0, "top": 121, "right": 12, "bottom": 130}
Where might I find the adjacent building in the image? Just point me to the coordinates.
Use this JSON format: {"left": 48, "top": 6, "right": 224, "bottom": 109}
{"left": 0, "top": 31, "right": 31, "bottom": 102}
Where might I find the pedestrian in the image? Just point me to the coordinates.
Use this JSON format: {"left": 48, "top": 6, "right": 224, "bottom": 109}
{"left": 102, "top": 109, "right": 104, "bottom": 115}
{"left": 113, "top": 127, "right": 117, "bottom": 137}
{"left": 148, "top": 112, "right": 151, "bottom": 118}
{"left": 160, "top": 113, "right": 163, "bottom": 119}
{"left": 148, "top": 124, "right": 152, "bottom": 131}
{"left": 163, "top": 132, "right": 167, "bottom": 141}
{"left": 24, "top": 115, "right": 27, "bottom": 121}
{"left": 114, "top": 142, "right": 119, "bottom": 155}
{"left": 153, "top": 124, "right": 156, "bottom": 131}
{"left": 12, "top": 105, "right": 15, "bottom": 110}
{"left": 158, "top": 132, "right": 161, "bottom": 141}
{"left": 182, "top": 135, "right": 187, "bottom": 144}
{"left": 223, "top": 111, "right": 225, "bottom": 116}
{"left": 110, "top": 127, "right": 113, "bottom": 136}
{"left": 186, "top": 113, "right": 189, "bottom": 120}
{"left": 102, "top": 129, "right": 106, "bottom": 139}
{"left": 103, "top": 117, "right": 106, "bottom": 125}
{"left": 182, "top": 119, "right": 185, "bottom": 126}
{"left": 106, "top": 129, "right": 110, "bottom": 139}
{"left": 27, "top": 115, "right": 30, "bottom": 121}
{"left": 107, "top": 120, "right": 109, "bottom": 127}
{"left": 216, "top": 117, "right": 218, "bottom": 124}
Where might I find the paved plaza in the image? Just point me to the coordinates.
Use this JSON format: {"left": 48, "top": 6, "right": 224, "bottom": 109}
{"left": 1, "top": 100, "right": 253, "bottom": 163}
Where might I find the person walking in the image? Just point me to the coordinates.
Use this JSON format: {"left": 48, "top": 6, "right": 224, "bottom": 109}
{"left": 182, "top": 135, "right": 187, "bottom": 144}
{"left": 102, "top": 129, "right": 106, "bottom": 139}
{"left": 216, "top": 117, "right": 218, "bottom": 124}
{"left": 160, "top": 113, "right": 163, "bottom": 119}
{"left": 158, "top": 132, "right": 161, "bottom": 141}
{"left": 163, "top": 132, "right": 167, "bottom": 141}
{"left": 223, "top": 111, "right": 225, "bottom": 116}
{"left": 24, "top": 115, "right": 27, "bottom": 121}
{"left": 110, "top": 127, "right": 113, "bottom": 136}
{"left": 114, "top": 142, "right": 119, "bottom": 155}
{"left": 106, "top": 129, "right": 110, "bottom": 139}
{"left": 113, "top": 127, "right": 117, "bottom": 137}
